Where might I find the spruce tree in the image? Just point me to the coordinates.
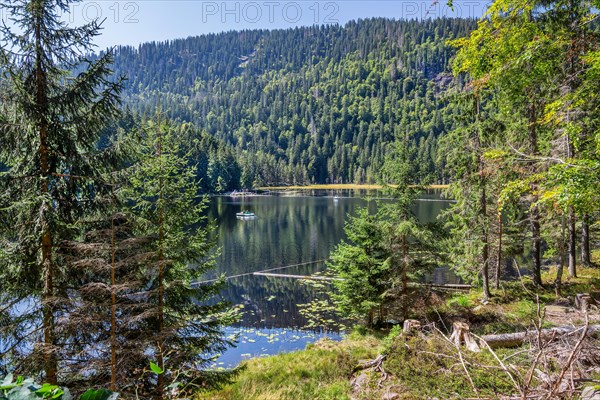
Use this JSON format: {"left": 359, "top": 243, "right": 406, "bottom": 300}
{"left": 330, "top": 137, "right": 439, "bottom": 325}
{"left": 123, "top": 115, "right": 236, "bottom": 397}
{"left": 0, "top": 0, "right": 121, "bottom": 382}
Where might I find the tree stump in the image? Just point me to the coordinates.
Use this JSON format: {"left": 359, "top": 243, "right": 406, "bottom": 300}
{"left": 449, "top": 321, "right": 480, "bottom": 352}
{"left": 575, "top": 293, "right": 592, "bottom": 312}
{"left": 402, "top": 319, "right": 421, "bottom": 335}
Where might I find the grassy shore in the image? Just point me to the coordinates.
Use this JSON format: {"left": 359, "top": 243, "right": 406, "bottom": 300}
{"left": 197, "top": 334, "right": 380, "bottom": 400}
{"left": 198, "top": 262, "right": 600, "bottom": 400}
{"left": 258, "top": 184, "right": 449, "bottom": 190}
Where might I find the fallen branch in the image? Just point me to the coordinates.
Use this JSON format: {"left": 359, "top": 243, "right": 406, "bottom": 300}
{"left": 547, "top": 314, "right": 590, "bottom": 399}
{"left": 481, "top": 325, "right": 600, "bottom": 349}
{"left": 353, "top": 354, "right": 386, "bottom": 373}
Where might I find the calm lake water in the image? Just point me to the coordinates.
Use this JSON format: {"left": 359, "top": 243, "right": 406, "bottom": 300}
{"left": 205, "top": 190, "right": 454, "bottom": 368}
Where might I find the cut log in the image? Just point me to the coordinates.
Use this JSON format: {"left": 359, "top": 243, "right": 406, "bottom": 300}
{"left": 481, "top": 325, "right": 600, "bottom": 348}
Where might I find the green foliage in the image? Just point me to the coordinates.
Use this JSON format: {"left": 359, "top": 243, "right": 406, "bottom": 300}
{"left": 329, "top": 191, "right": 442, "bottom": 325}
{"left": 0, "top": 0, "right": 123, "bottom": 381}
{"left": 79, "top": 390, "right": 117, "bottom": 400}
{"left": 149, "top": 362, "right": 164, "bottom": 375}
{"left": 447, "top": 294, "right": 473, "bottom": 308}
{"left": 0, "top": 374, "right": 66, "bottom": 400}
{"left": 0, "top": 375, "right": 120, "bottom": 400}
{"left": 380, "top": 325, "right": 403, "bottom": 353}
{"left": 448, "top": 0, "right": 600, "bottom": 290}
{"left": 329, "top": 207, "right": 389, "bottom": 323}
{"left": 542, "top": 160, "right": 600, "bottom": 214}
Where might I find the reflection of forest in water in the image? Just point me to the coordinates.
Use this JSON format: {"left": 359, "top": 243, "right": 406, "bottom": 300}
{"left": 206, "top": 190, "right": 453, "bottom": 330}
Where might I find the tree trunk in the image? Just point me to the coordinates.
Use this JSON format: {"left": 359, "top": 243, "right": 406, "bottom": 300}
{"left": 568, "top": 209, "right": 577, "bottom": 278}
{"left": 555, "top": 216, "right": 565, "bottom": 298}
{"left": 479, "top": 156, "right": 491, "bottom": 300}
{"left": 110, "top": 198, "right": 117, "bottom": 391}
{"left": 527, "top": 100, "right": 542, "bottom": 288}
{"left": 35, "top": 4, "right": 57, "bottom": 384}
{"left": 475, "top": 95, "right": 490, "bottom": 301}
{"left": 494, "top": 214, "right": 502, "bottom": 290}
{"left": 401, "top": 235, "right": 408, "bottom": 320}
{"left": 480, "top": 183, "right": 491, "bottom": 301}
{"left": 531, "top": 204, "right": 543, "bottom": 287}
{"left": 401, "top": 235, "right": 407, "bottom": 295}
{"left": 581, "top": 214, "right": 591, "bottom": 267}
{"left": 482, "top": 325, "right": 600, "bottom": 349}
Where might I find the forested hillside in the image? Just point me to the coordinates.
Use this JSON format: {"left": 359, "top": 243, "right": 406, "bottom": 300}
{"left": 107, "top": 18, "right": 476, "bottom": 188}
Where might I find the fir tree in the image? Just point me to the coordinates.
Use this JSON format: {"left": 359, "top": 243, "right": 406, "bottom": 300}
{"left": 0, "top": 0, "right": 122, "bottom": 382}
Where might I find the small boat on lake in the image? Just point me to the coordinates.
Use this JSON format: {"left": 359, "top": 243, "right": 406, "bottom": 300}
{"left": 236, "top": 210, "right": 256, "bottom": 218}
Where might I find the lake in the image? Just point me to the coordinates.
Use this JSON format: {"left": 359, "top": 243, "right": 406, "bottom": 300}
{"left": 205, "top": 189, "right": 454, "bottom": 368}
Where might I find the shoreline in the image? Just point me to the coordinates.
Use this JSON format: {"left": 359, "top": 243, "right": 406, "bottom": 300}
{"left": 258, "top": 184, "right": 449, "bottom": 190}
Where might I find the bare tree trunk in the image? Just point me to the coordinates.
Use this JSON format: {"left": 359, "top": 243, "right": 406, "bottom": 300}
{"left": 555, "top": 215, "right": 565, "bottom": 298}
{"left": 527, "top": 100, "right": 542, "bottom": 288}
{"left": 401, "top": 235, "right": 408, "bottom": 320}
{"left": 401, "top": 235, "right": 407, "bottom": 295}
{"left": 480, "top": 184, "right": 491, "bottom": 301}
{"left": 581, "top": 214, "right": 591, "bottom": 267}
{"left": 531, "top": 205, "right": 542, "bottom": 286}
{"left": 475, "top": 95, "right": 490, "bottom": 301}
{"left": 568, "top": 209, "right": 577, "bottom": 278}
{"left": 494, "top": 214, "right": 502, "bottom": 290}
{"left": 35, "top": 3, "right": 57, "bottom": 384}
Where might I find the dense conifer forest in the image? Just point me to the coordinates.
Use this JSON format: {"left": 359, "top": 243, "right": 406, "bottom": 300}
{"left": 106, "top": 18, "right": 477, "bottom": 189}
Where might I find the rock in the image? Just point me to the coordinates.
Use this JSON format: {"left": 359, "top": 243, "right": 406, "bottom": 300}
{"left": 581, "top": 386, "right": 600, "bottom": 400}
{"left": 350, "top": 372, "right": 369, "bottom": 391}
{"left": 382, "top": 392, "right": 399, "bottom": 400}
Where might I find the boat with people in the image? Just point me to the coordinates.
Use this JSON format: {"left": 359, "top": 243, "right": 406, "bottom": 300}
{"left": 236, "top": 210, "right": 256, "bottom": 218}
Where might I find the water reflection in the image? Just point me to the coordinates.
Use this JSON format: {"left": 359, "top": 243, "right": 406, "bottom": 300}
{"left": 207, "top": 190, "right": 453, "bottom": 366}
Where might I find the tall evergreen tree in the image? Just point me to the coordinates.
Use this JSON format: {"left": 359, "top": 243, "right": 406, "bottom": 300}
{"left": 330, "top": 137, "right": 439, "bottom": 325}
{"left": 123, "top": 115, "right": 236, "bottom": 397}
{"left": 0, "top": 0, "right": 121, "bottom": 382}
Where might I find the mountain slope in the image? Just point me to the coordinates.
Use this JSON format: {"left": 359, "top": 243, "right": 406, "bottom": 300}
{"left": 109, "top": 18, "right": 476, "bottom": 188}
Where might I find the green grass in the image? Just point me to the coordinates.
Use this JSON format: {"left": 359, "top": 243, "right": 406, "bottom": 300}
{"left": 446, "top": 294, "right": 474, "bottom": 308}
{"left": 198, "top": 332, "right": 532, "bottom": 400}
{"left": 197, "top": 335, "right": 379, "bottom": 400}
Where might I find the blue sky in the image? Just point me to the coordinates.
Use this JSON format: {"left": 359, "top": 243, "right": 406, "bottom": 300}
{"left": 43, "top": 0, "right": 488, "bottom": 49}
